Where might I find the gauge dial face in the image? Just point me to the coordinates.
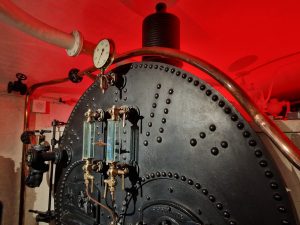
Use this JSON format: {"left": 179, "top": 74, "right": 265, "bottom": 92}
{"left": 93, "top": 39, "right": 114, "bottom": 69}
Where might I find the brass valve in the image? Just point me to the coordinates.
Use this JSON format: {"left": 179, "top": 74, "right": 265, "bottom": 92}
{"left": 103, "top": 162, "right": 129, "bottom": 201}
{"left": 83, "top": 159, "right": 94, "bottom": 192}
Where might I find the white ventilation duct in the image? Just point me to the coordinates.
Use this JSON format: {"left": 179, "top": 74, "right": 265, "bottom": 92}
{"left": 0, "top": 0, "right": 94, "bottom": 56}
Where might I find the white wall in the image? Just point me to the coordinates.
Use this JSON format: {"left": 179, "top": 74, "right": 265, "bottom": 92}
{"left": 0, "top": 92, "right": 24, "bottom": 225}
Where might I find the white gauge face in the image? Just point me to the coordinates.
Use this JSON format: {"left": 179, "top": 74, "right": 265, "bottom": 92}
{"left": 93, "top": 39, "right": 112, "bottom": 69}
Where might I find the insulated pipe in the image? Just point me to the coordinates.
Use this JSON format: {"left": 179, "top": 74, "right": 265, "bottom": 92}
{"left": 0, "top": 0, "right": 94, "bottom": 56}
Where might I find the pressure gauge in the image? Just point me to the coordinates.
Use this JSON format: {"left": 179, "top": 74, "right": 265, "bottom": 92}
{"left": 93, "top": 39, "right": 115, "bottom": 69}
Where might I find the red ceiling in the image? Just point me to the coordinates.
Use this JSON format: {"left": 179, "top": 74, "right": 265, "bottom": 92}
{"left": 1, "top": 0, "right": 300, "bottom": 103}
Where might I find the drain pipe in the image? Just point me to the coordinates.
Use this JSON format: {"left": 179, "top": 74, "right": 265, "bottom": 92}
{"left": 0, "top": 0, "right": 95, "bottom": 56}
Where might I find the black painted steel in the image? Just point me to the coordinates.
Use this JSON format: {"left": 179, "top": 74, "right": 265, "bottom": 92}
{"left": 55, "top": 62, "right": 297, "bottom": 225}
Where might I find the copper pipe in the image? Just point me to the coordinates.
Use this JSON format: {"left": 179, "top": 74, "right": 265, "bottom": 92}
{"left": 85, "top": 185, "right": 117, "bottom": 225}
{"left": 77, "top": 46, "right": 300, "bottom": 168}
{"left": 113, "top": 47, "right": 300, "bottom": 169}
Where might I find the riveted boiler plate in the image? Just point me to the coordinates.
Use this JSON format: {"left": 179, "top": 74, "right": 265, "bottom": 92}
{"left": 55, "top": 62, "right": 297, "bottom": 225}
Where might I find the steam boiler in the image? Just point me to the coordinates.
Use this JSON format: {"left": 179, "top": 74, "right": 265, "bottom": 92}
{"left": 10, "top": 2, "right": 299, "bottom": 225}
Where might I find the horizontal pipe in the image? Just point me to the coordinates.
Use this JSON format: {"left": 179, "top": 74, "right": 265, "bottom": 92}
{"left": 0, "top": 0, "right": 94, "bottom": 56}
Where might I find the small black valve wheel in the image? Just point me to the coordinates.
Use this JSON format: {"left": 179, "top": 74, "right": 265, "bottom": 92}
{"left": 7, "top": 73, "right": 28, "bottom": 95}
{"left": 68, "top": 68, "right": 82, "bottom": 83}
{"left": 16, "top": 73, "right": 27, "bottom": 81}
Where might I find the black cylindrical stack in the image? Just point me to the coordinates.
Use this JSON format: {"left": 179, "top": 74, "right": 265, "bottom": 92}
{"left": 142, "top": 3, "right": 181, "bottom": 66}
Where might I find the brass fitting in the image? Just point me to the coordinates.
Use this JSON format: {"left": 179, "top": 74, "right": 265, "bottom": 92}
{"left": 104, "top": 162, "right": 129, "bottom": 201}
{"left": 82, "top": 159, "right": 95, "bottom": 192}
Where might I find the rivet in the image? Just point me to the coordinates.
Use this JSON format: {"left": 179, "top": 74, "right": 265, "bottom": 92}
{"left": 243, "top": 131, "right": 251, "bottom": 138}
{"left": 195, "top": 183, "right": 201, "bottom": 189}
{"left": 229, "top": 220, "right": 236, "bottom": 225}
{"left": 212, "top": 95, "right": 218, "bottom": 101}
{"left": 237, "top": 122, "right": 244, "bottom": 129}
{"left": 206, "top": 90, "right": 212, "bottom": 96}
{"left": 144, "top": 64, "right": 148, "bottom": 68}
{"left": 265, "top": 170, "right": 273, "bottom": 178}
{"left": 168, "top": 172, "right": 172, "bottom": 177}
{"left": 146, "top": 196, "right": 151, "bottom": 200}
{"left": 156, "top": 172, "right": 161, "bottom": 177}
{"left": 273, "top": 193, "right": 282, "bottom": 201}
{"left": 168, "top": 89, "right": 174, "bottom": 94}
{"left": 281, "top": 219, "right": 290, "bottom": 225}
{"left": 208, "top": 195, "right": 215, "bottom": 202}
{"left": 174, "top": 173, "right": 179, "bottom": 179}
{"left": 150, "top": 112, "right": 155, "bottom": 117}
{"left": 182, "top": 73, "right": 187, "bottom": 79}
{"left": 148, "top": 122, "right": 152, "bottom": 127}
{"left": 166, "top": 99, "right": 171, "bottom": 104}
{"left": 202, "top": 189, "right": 208, "bottom": 195}
{"left": 221, "top": 141, "right": 228, "bottom": 148}
{"left": 190, "top": 138, "right": 197, "bottom": 146}
{"left": 259, "top": 160, "right": 268, "bottom": 167}
{"left": 218, "top": 100, "right": 225, "bottom": 107}
{"left": 224, "top": 107, "right": 231, "bottom": 114}
{"left": 157, "top": 84, "right": 161, "bottom": 89}
{"left": 159, "top": 65, "right": 164, "bottom": 70}
{"left": 216, "top": 203, "right": 223, "bottom": 210}
{"left": 157, "top": 136, "right": 162, "bottom": 143}
{"left": 249, "top": 139, "right": 257, "bottom": 146}
{"left": 159, "top": 127, "right": 164, "bottom": 133}
{"left": 162, "top": 172, "right": 166, "bottom": 177}
{"left": 231, "top": 114, "right": 238, "bottom": 121}
{"left": 188, "top": 179, "right": 193, "bottom": 185}
{"left": 149, "top": 65, "right": 153, "bottom": 69}
{"left": 134, "top": 64, "right": 138, "bottom": 68}
{"left": 130, "top": 65, "right": 134, "bottom": 69}
{"left": 150, "top": 173, "right": 155, "bottom": 178}
{"left": 200, "top": 84, "right": 206, "bottom": 90}
{"left": 211, "top": 147, "right": 219, "bottom": 155}
{"left": 187, "top": 77, "right": 193, "bottom": 82}
{"left": 122, "top": 200, "right": 127, "bottom": 206}
{"left": 278, "top": 206, "right": 287, "bottom": 213}
{"left": 176, "top": 71, "right": 181, "bottom": 76}
{"left": 162, "top": 118, "right": 167, "bottom": 123}
{"left": 143, "top": 140, "right": 148, "bottom": 146}
{"left": 165, "top": 67, "right": 169, "bottom": 72}
{"left": 146, "top": 132, "right": 150, "bottom": 136}
{"left": 155, "top": 93, "right": 159, "bottom": 99}
{"left": 141, "top": 177, "right": 145, "bottom": 182}
{"left": 114, "top": 98, "right": 118, "bottom": 102}
{"left": 152, "top": 103, "right": 157, "bottom": 108}
{"left": 164, "top": 108, "right": 169, "bottom": 114}
{"left": 255, "top": 150, "right": 263, "bottom": 157}
{"left": 199, "top": 132, "right": 206, "bottom": 139}
{"left": 139, "top": 64, "right": 143, "bottom": 68}
{"left": 223, "top": 211, "right": 230, "bottom": 218}
{"left": 124, "top": 96, "right": 127, "bottom": 101}
{"left": 171, "top": 68, "right": 175, "bottom": 73}
{"left": 194, "top": 80, "right": 199, "bottom": 86}
{"left": 154, "top": 65, "right": 158, "bottom": 69}
{"left": 181, "top": 176, "right": 186, "bottom": 181}
{"left": 209, "top": 124, "right": 216, "bottom": 131}
{"left": 168, "top": 187, "right": 174, "bottom": 193}
{"left": 270, "top": 182, "right": 278, "bottom": 189}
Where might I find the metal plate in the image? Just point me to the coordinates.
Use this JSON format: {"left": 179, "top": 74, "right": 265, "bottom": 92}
{"left": 55, "top": 62, "right": 297, "bottom": 225}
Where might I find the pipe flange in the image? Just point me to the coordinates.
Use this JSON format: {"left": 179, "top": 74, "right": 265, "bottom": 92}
{"left": 66, "top": 30, "right": 83, "bottom": 57}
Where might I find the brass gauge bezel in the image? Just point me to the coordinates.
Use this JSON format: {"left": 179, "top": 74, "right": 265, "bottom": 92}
{"left": 93, "top": 38, "right": 115, "bottom": 69}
